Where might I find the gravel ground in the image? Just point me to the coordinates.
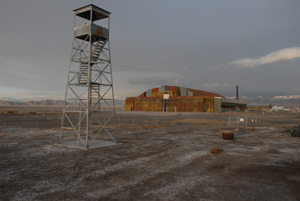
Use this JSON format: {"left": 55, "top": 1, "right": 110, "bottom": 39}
{"left": 0, "top": 111, "right": 300, "bottom": 201}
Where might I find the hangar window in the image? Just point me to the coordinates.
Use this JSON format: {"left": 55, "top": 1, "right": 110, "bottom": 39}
{"left": 145, "top": 90, "right": 152, "bottom": 97}
{"left": 180, "top": 88, "right": 187, "bottom": 96}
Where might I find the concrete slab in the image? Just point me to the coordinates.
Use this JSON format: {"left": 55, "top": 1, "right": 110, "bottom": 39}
{"left": 55, "top": 140, "right": 120, "bottom": 151}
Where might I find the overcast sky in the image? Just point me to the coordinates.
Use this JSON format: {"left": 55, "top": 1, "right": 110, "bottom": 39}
{"left": 1, "top": 0, "right": 300, "bottom": 100}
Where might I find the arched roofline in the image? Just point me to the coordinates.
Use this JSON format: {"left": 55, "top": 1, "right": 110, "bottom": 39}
{"left": 138, "top": 85, "right": 224, "bottom": 98}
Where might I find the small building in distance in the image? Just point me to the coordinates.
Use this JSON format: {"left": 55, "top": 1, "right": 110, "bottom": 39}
{"left": 247, "top": 104, "right": 272, "bottom": 111}
{"left": 124, "top": 86, "right": 246, "bottom": 112}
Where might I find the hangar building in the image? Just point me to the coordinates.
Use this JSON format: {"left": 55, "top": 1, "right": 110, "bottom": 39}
{"left": 124, "top": 86, "right": 246, "bottom": 112}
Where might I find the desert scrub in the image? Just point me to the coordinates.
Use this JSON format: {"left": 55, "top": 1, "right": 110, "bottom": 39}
{"left": 210, "top": 147, "right": 223, "bottom": 154}
{"left": 7, "top": 110, "right": 14, "bottom": 115}
{"left": 0, "top": 133, "right": 7, "bottom": 138}
{"left": 142, "top": 124, "right": 160, "bottom": 130}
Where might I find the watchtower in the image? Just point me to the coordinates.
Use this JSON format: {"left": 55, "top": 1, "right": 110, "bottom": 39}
{"left": 60, "top": 4, "right": 117, "bottom": 149}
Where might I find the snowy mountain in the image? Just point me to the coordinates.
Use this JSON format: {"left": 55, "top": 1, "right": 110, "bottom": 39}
{"left": 0, "top": 97, "right": 124, "bottom": 106}
{"left": 1, "top": 97, "right": 18, "bottom": 102}
{"left": 1, "top": 96, "right": 299, "bottom": 107}
{"left": 0, "top": 97, "right": 65, "bottom": 106}
{"left": 236, "top": 95, "right": 300, "bottom": 107}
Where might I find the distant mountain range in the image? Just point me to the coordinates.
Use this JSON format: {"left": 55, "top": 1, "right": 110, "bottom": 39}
{"left": 0, "top": 99, "right": 65, "bottom": 106}
{"left": 0, "top": 97, "right": 124, "bottom": 106}
{"left": 237, "top": 95, "right": 300, "bottom": 107}
{"left": 0, "top": 96, "right": 299, "bottom": 107}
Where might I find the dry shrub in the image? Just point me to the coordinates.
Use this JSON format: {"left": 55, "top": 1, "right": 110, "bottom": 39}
{"left": 177, "top": 118, "right": 222, "bottom": 124}
{"left": 122, "top": 134, "right": 134, "bottom": 139}
{"left": 210, "top": 147, "right": 223, "bottom": 154}
{"left": 116, "top": 124, "right": 123, "bottom": 131}
{"left": 31, "top": 135, "right": 43, "bottom": 140}
{"left": 105, "top": 124, "right": 116, "bottom": 129}
{"left": 142, "top": 124, "right": 159, "bottom": 130}
{"left": 47, "top": 111, "right": 58, "bottom": 115}
{"left": 129, "top": 127, "right": 137, "bottom": 131}
{"left": 7, "top": 110, "right": 14, "bottom": 115}
{"left": 0, "top": 133, "right": 7, "bottom": 138}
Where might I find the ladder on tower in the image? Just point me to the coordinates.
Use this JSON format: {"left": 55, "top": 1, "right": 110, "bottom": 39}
{"left": 78, "top": 62, "right": 88, "bottom": 84}
{"left": 92, "top": 40, "right": 106, "bottom": 63}
{"left": 78, "top": 41, "right": 106, "bottom": 84}
{"left": 91, "top": 84, "right": 100, "bottom": 110}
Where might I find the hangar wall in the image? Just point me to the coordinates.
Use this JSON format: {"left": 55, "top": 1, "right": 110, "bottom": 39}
{"left": 125, "top": 86, "right": 225, "bottom": 113}
{"left": 126, "top": 96, "right": 215, "bottom": 112}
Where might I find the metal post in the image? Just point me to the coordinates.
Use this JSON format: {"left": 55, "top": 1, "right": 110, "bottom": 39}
{"left": 78, "top": 103, "right": 81, "bottom": 145}
{"left": 133, "top": 117, "right": 134, "bottom": 128}
{"left": 3, "top": 120, "right": 6, "bottom": 134}
{"left": 85, "top": 5, "right": 93, "bottom": 149}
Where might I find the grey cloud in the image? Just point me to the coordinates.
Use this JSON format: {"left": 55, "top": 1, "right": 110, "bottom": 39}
{"left": 127, "top": 73, "right": 186, "bottom": 86}
{"left": 202, "top": 82, "right": 231, "bottom": 91}
{"left": 229, "top": 47, "right": 300, "bottom": 68}
{"left": 1, "top": 1, "right": 300, "bottom": 99}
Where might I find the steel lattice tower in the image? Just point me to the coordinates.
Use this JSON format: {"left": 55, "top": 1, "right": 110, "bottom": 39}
{"left": 60, "top": 4, "right": 117, "bottom": 149}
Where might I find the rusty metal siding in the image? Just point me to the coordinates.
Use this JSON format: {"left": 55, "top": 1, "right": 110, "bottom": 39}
{"left": 125, "top": 97, "right": 134, "bottom": 111}
{"left": 128, "top": 99, "right": 163, "bottom": 112}
{"left": 164, "top": 97, "right": 214, "bottom": 112}
{"left": 74, "top": 23, "right": 109, "bottom": 41}
{"left": 125, "top": 97, "right": 214, "bottom": 112}
{"left": 126, "top": 86, "right": 223, "bottom": 112}
{"left": 152, "top": 87, "right": 159, "bottom": 93}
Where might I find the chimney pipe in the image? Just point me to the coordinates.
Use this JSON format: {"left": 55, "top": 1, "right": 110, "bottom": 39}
{"left": 236, "top": 85, "right": 238, "bottom": 100}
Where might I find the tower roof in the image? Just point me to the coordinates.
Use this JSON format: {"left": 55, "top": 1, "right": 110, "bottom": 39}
{"left": 73, "top": 4, "right": 111, "bottom": 21}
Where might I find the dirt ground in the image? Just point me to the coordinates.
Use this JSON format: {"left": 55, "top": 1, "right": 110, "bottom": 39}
{"left": 0, "top": 109, "right": 300, "bottom": 201}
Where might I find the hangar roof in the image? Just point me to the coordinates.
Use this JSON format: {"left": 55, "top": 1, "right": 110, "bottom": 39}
{"left": 137, "top": 86, "right": 224, "bottom": 98}
{"left": 186, "top": 88, "right": 224, "bottom": 98}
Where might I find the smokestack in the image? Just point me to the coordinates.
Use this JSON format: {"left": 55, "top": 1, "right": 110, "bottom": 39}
{"left": 236, "top": 85, "right": 238, "bottom": 100}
